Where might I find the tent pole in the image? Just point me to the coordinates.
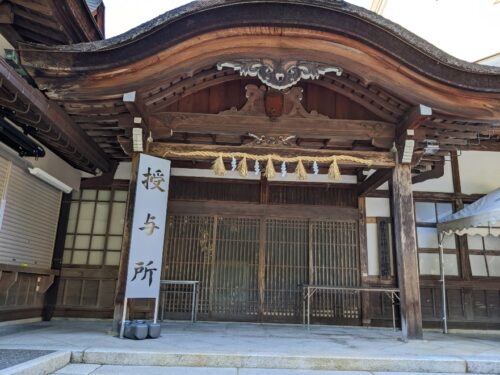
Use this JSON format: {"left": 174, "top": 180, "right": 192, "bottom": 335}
{"left": 438, "top": 233, "right": 448, "bottom": 334}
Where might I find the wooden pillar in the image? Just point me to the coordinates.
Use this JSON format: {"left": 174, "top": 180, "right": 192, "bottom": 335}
{"left": 450, "top": 151, "right": 473, "bottom": 320}
{"left": 42, "top": 192, "right": 72, "bottom": 321}
{"left": 112, "top": 153, "right": 140, "bottom": 333}
{"left": 390, "top": 163, "right": 423, "bottom": 339}
{"left": 358, "top": 197, "right": 371, "bottom": 325}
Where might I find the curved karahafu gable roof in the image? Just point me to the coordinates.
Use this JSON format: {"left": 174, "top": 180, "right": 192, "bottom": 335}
{"left": 20, "top": 0, "right": 500, "bottom": 86}
{"left": 17, "top": 0, "right": 500, "bottom": 123}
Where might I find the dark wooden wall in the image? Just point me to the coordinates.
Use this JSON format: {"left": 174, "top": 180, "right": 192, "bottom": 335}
{"left": 0, "top": 270, "right": 46, "bottom": 321}
{"left": 53, "top": 177, "right": 360, "bottom": 320}
{"left": 163, "top": 79, "right": 382, "bottom": 120}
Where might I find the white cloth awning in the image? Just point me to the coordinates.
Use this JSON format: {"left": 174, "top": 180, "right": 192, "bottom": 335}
{"left": 437, "top": 188, "right": 500, "bottom": 237}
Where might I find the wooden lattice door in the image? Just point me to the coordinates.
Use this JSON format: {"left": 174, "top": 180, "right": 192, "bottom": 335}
{"left": 162, "top": 214, "right": 360, "bottom": 324}
{"left": 210, "top": 217, "right": 260, "bottom": 320}
{"left": 310, "top": 220, "right": 360, "bottom": 324}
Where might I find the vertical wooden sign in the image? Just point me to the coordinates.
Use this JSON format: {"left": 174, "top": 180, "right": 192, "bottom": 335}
{"left": 125, "top": 154, "right": 171, "bottom": 299}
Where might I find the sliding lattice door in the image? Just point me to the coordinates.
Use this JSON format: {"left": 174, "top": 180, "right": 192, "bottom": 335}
{"left": 263, "top": 218, "right": 309, "bottom": 321}
{"left": 310, "top": 221, "right": 360, "bottom": 324}
{"left": 162, "top": 214, "right": 360, "bottom": 324}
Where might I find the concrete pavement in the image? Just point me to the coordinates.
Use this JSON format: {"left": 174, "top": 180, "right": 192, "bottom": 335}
{"left": 0, "top": 320, "right": 497, "bottom": 374}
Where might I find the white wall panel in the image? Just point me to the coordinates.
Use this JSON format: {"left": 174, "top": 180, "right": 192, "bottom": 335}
{"left": 413, "top": 160, "right": 454, "bottom": 193}
{"left": 366, "top": 197, "right": 390, "bottom": 217}
{"left": 459, "top": 151, "right": 500, "bottom": 194}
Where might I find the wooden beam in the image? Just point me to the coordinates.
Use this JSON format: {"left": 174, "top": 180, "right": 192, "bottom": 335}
{"left": 397, "top": 104, "right": 432, "bottom": 139}
{"left": 357, "top": 169, "right": 392, "bottom": 196}
{"left": 147, "top": 142, "right": 395, "bottom": 168}
{"left": 123, "top": 91, "right": 149, "bottom": 129}
{"left": 391, "top": 163, "right": 423, "bottom": 339}
{"left": 149, "top": 112, "right": 395, "bottom": 141}
{"left": 396, "top": 105, "right": 432, "bottom": 164}
{"left": 411, "top": 159, "right": 444, "bottom": 184}
{"left": 168, "top": 201, "right": 359, "bottom": 220}
{"left": 0, "top": 3, "right": 14, "bottom": 24}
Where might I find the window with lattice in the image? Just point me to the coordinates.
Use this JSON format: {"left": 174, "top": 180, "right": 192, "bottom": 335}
{"left": 63, "top": 189, "right": 128, "bottom": 266}
{"left": 415, "top": 201, "right": 459, "bottom": 276}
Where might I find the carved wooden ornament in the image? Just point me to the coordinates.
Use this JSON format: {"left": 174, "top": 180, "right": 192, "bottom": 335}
{"left": 217, "top": 59, "right": 342, "bottom": 90}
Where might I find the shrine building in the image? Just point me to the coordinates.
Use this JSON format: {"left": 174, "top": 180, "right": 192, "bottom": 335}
{"left": 0, "top": 0, "right": 499, "bottom": 341}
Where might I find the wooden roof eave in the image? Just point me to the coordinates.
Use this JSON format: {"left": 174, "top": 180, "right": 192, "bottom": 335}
{"left": 18, "top": 27, "right": 500, "bottom": 122}
{"left": 48, "top": 0, "right": 104, "bottom": 43}
{"left": 0, "top": 58, "right": 112, "bottom": 173}
{"left": 17, "top": 0, "right": 500, "bottom": 90}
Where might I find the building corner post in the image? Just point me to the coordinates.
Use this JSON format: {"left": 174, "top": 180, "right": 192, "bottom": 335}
{"left": 390, "top": 162, "right": 423, "bottom": 339}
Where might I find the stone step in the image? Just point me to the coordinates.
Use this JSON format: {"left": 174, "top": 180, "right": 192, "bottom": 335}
{"left": 53, "top": 365, "right": 493, "bottom": 375}
{"left": 0, "top": 351, "right": 70, "bottom": 375}
{"left": 76, "top": 350, "right": 500, "bottom": 374}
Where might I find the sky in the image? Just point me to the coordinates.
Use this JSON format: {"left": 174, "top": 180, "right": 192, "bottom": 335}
{"left": 104, "top": 0, "right": 500, "bottom": 62}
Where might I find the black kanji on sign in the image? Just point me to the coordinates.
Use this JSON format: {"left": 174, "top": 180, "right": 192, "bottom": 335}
{"left": 142, "top": 167, "right": 165, "bottom": 192}
{"left": 131, "top": 260, "right": 157, "bottom": 286}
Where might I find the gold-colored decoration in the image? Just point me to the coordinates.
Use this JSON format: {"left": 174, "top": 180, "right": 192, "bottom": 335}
{"left": 212, "top": 154, "right": 226, "bottom": 176}
{"left": 265, "top": 156, "right": 275, "bottom": 179}
{"left": 295, "top": 159, "right": 307, "bottom": 180}
{"left": 237, "top": 156, "right": 248, "bottom": 177}
{"left": 162, "top": 150, "right": 373, "bottom": 181}
{"left": 328, "top": 159, "right": 341, "bottom": 181}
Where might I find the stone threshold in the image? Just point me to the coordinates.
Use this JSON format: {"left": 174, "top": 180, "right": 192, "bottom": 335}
{"left": 68, "top": 350, "right": 500, "bottom": 374}
{"left": 0, "top": 351, "right": 70, "bottom": 375}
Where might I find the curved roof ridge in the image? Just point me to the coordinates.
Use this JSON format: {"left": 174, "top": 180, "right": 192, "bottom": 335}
{"left": 30, "top": 0, "right": 499, "bottom": 75}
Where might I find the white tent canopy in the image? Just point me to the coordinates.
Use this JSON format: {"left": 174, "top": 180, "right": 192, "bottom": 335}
{"left": 435, "top": 187, "right": 500, "bottom": 333}
{"left": 438, "top": 188, "right": 500, "bottom": 237}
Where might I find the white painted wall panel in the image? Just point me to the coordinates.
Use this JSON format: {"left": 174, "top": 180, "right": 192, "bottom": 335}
{"left": 26, "top": 146, "right": 81, "bottom": 192}
{"left": 459, "top": 151, "right": 500, "bottom": 194}
{"left": 366, "top": 197, "right": 391, "bottom": 217}
{"left": 413, "top": 160, "right": 454, "bottom": 193}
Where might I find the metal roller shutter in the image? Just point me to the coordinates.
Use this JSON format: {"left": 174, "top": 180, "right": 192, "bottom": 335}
{"left": 0, "top": 156, "right": 61, "bottom": 269}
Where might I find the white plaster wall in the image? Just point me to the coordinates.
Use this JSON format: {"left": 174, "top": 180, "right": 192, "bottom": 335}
{"left": 458, "top": 151, "right": 500, "bottom": 194}
{"left": 112, "top": 163, "right": 357, "bottom": 184}
{"left": 114, "top": 161, "right": 132, "bottom": 180}
{"left": 26, "top": 146, "right": 81, "bottom": 192}
{"left": 412, "top": 159, "right": 454, "bottom": 193}
{"left": 365, "top": 197, "right": 391, "bottom": 217}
